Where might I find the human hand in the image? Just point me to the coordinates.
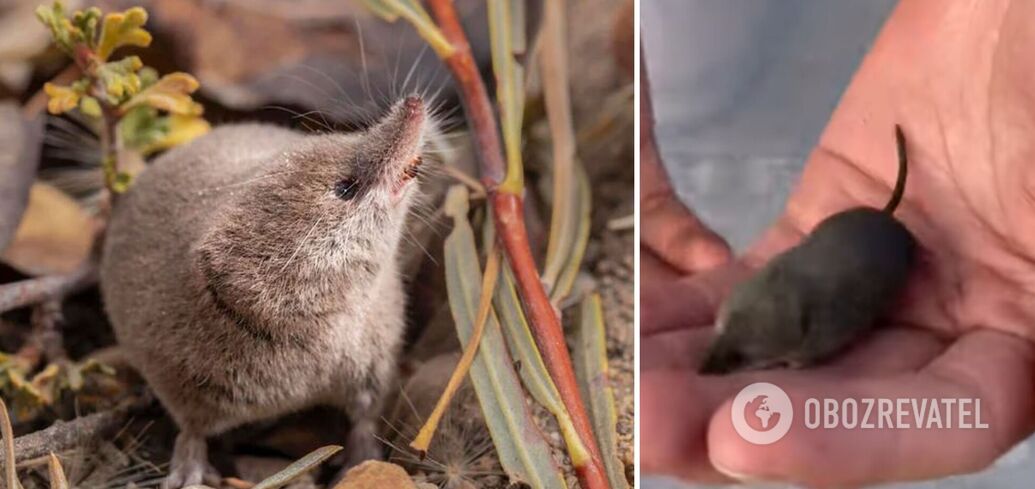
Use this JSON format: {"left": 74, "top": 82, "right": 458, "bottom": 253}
{"left": 640, "top": 51, "right": 732, "bottom": 289}
{"left": 641, "top": 0, "right": 1035, "bottom": 486}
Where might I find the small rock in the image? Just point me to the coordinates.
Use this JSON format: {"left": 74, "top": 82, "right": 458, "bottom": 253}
{"left": 335, "top": 461, "right": 415, "bottom": 489}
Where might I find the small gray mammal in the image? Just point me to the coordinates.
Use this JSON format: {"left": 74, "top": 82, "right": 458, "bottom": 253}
{"left": 100, "top": 97, "right": 430, "bottom": 488}
{"left": 699, "top": 125, "right": 915, "bottom": 375}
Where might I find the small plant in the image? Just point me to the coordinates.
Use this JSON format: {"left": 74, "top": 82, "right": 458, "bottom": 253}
{"left": 35, "top": 1, "right": 209, "bottom": 193}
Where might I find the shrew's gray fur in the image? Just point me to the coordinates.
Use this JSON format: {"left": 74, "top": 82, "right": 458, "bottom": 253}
{"left": 699, "top": 125, "right": 915, "bottom": 375}
{"left": 101, "top": 97, "right": 429, "bottom": 488}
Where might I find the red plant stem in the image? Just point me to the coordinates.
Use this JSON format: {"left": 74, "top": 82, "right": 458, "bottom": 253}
{"left": 494, "top": 194, "right": 609, "bottom": 489}
{"left": 427, "top": 0, "right": 505, "bottom": 187}
{"left": 426, "top": 1, "right": 608, "bottom": 488}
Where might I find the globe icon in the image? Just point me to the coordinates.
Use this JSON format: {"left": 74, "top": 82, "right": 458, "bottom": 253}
{"left": 731, "top": 382, "right": 794, "bottom": 444}
{"left": 746, "top": 395, "right": 780, "bottom": 430}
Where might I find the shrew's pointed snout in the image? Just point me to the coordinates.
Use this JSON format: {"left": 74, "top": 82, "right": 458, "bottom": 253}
{"left": 369, "top": 96, "right": 426, "bottom": 150}
{"left": 365, "top": 96, "right": 427, "bottom": 162}
{"left": 359, "top": 96, "right": 429, "bottom": 197}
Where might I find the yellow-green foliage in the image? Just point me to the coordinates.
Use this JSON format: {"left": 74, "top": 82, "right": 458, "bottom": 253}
{"left": 0, "top": 353, "right": 114, "bottom": 422}
{"left": 35, "top": 1, "right": 209, "bottom": 192}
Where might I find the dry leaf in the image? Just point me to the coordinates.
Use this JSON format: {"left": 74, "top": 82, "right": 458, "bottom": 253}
{"left": 1, "top": 182, "right": 93, "bottom": 276}
{"left": 333, "top": 461, "right": 415, "bottom": 489}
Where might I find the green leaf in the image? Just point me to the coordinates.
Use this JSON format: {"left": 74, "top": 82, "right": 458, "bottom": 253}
{"left": 358, "top": 0, "right": 454, "bottom": 58}
{"left": 443, "top": 185, "right": 567, "bottom": 489}
{"left": 120, "top": 72, "right": 203, "bottom": 115}
{"left": 487, "top": 0, "right": 525, "bottom": 192}
{"left": 548, "top": 163, "right": 592, "bottom": 303}
{"left": 96, "top": 6, "right": 152, "bottom": 60}
{"left": 493, "top": 255, "right": 591, "bottom": 467}
{"left": 359, "top": 0, "right": 400, "bottom": 22}
{"left": 79, "top": 96, "right": 102, "bottom": 118}
{"left": 120, "top": 90, "right": 210, "bottom": 156}
{"left": 251, "top": 445, "right": 342, "bottom": 489}
{"left": 96, "top": 56, "right": 144, "bottom": 103}
{"left": 574, "top": 294, "right": 628, "bottom": 489}
{"left": 35, "top": 2, "right": 74, "bottom": 53}
{"left": 539, "top": 0, "right": 588, "bottom": 303}
{"left": 43, "top": 83, "right": 81, "bottom": 115}
{"left": 71, "top": 7, "right": 102, "bottom": 49}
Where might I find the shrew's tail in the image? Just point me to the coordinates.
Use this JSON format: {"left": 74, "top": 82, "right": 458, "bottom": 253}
{"left": 884, "top": 124, "right": 908, "bottom": 213}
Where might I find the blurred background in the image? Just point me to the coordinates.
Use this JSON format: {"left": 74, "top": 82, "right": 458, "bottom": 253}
{"left": 641, "top": 0, "right": 1035, "bottom": 488}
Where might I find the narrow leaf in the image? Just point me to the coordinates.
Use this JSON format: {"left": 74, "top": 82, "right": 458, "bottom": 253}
{"left": 494, "top": 258, "right": 590, "bottom": 467}
{"left": 411, "top": 243, "right": 501, "bottom": 453}
{"left": 359, "top": 0, "right": 454, "bottom": 58}
{"left": 359, "top": 0, "right": 401, "bottom": 22}
{"left": 574, "top": 294, "right": 628, "bottom": 489}
{"left": 0, "top": 397, "right": 20, "bottom": 489}
{"left": 540, "top": 0, "right": 582, "bottom": 296}
{"left": 549, "top": 163, "right": 592, "bottom": 303}
{"left": 442, "top": 185, "right": 566, "bottom": 489}
{"left": 487, "top": 0, "right": 525, "bottom": 192}
{"left": 47, "top": 453, "right": 69, "bottom": 489}
{"left": 250, "top": 445, "right": 342, "bottom": 489}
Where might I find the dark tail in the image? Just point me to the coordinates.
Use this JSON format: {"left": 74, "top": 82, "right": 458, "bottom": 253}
{"left": 884, "top": 124, "right": 908, "bottom": 213}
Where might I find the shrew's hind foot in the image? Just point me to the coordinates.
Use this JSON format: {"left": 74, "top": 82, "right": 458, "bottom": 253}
{"left": 162, "top": 431, "right": 220, "bottom": 489}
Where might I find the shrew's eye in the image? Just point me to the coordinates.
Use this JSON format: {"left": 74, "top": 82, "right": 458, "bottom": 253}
{"left": 334, "top": 178, "right": 359, "bottom": 200}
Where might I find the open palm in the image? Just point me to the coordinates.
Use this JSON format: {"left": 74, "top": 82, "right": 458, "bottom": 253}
{"left": 641, "top": 0, "right": 1035, "bottom": 486}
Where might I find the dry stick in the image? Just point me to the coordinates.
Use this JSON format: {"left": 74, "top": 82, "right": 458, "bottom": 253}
{"left": 0, "top": 400, "right": 145, "bottom": 468}
{"left": 424, "top": 1, "right": 608, "bottom": 487}
{"left": 0, "top": 260, "right": 97, "bottom": 315}
{"left": 411, "top": 244, "right": 500, "bottom": 454}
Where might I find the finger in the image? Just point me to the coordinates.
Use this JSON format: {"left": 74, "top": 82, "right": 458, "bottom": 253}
{"left": 640, "top": 369, "right": 733, "bottom": 484}
{"left": 817, "top": 326, "right": 947, "bottom": 376}
{"left": 642, "top": 323, "right": 945, "bottom": 374}
{"left": 640, "top": 261, "right": 754, "bottom": 336}
{"left": 640, "top": 246, "right": 683, "bottom": 285}
{"left": 641, "top": 195, "right": 733, "bottom": 274}
{"left": 640, "top": 328, "right": 712, "bottom": 371}
{"left": 706, "top": 329, "right": 1035, "bottom": 488}
{"left": 641, "top": 327, "right": 945, "bottom": 484}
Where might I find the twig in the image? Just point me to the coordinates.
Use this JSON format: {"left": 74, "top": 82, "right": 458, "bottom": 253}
{"left": 0, "top": 260, "right": 97, "bottom": 315}
{"left": 425, "top": 1, "right": 608, "bottom": 487}
{"left": 425, "top": 0, "right": 506, "bottom": 188}
{"left": 440, "top": 164, "right": 487, "bottom": 199}
{"left": 411, "top": 244, "right": 500, "bottom": 454}
{"left": 30, "top": 300, "right": 67, "bottom": 364}
{"left": 607, "top": 214, "right": 634, "bottom": 232}
{"left": 0, "top": 399, "right": 149, "bottom": 468}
